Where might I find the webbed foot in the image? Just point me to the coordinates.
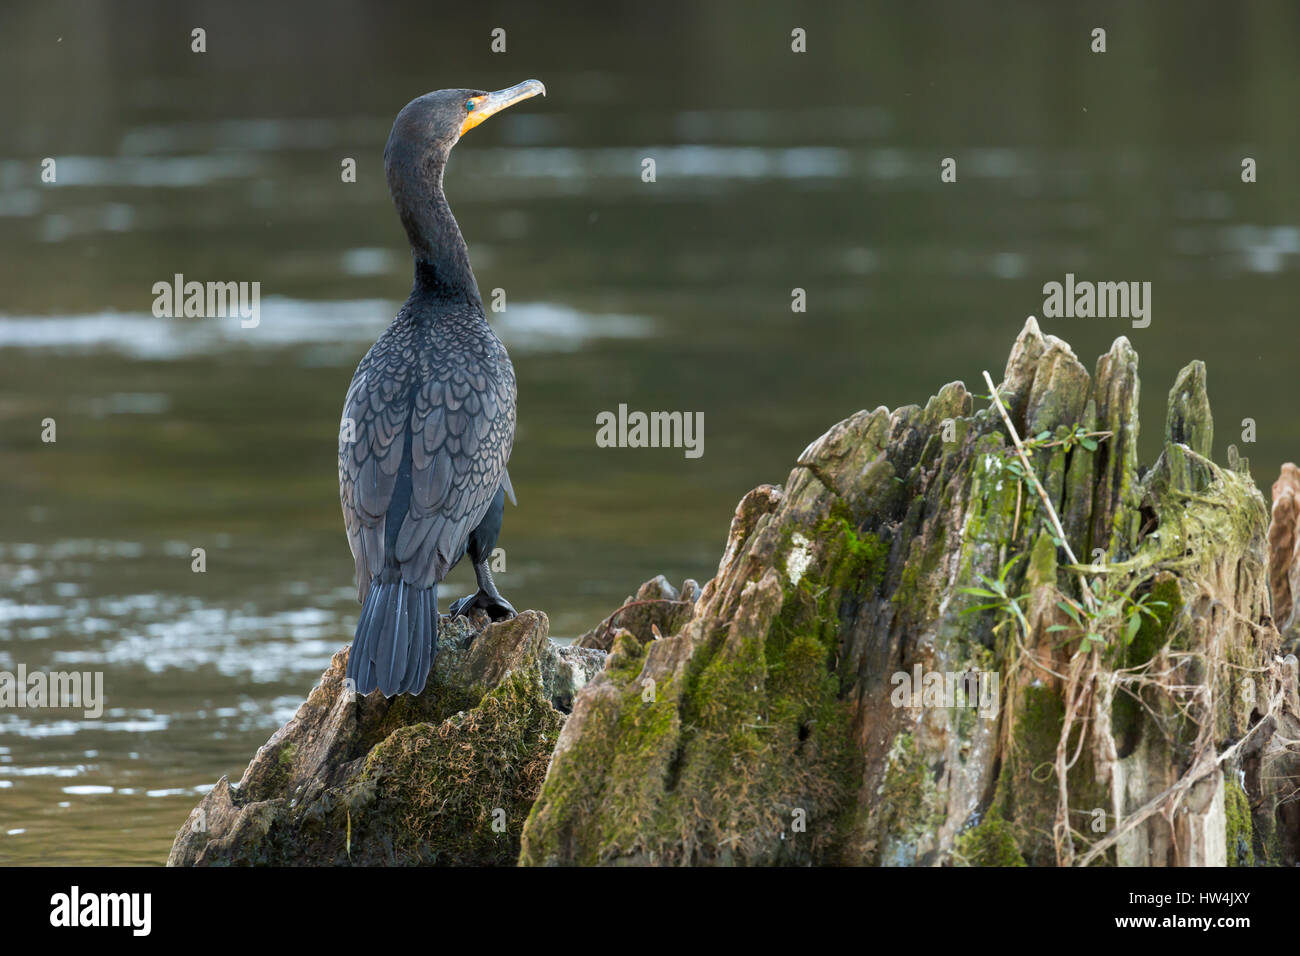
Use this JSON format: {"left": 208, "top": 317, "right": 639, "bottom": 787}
{"left": 449, "top": 589, "right": 517, "bottom": 622}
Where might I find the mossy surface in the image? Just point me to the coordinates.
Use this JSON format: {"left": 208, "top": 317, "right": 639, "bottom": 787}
{"left": 372, "top": 681, "right": 482, "bottom": 743}
{"left": 955, "top": 812, "right": 1027, "bottom": 867}
{"left": 347, "top": 667, "right": 563, "bottom": 866}
{"left": 999, "top": 681, "right": 1112, "bottom": 866}
{"left": 1126, "top": 575, "right": 1183, "bottom": 668}
{"left": 814, "top": 502, "right": 889, "bottom": 596}
{"left": 1111, "top": 573, "right": 1184, "bottom": 747}
{"left": 523, "top": 499, "right": 887, "bottom": 866}
{"left": 519, "top": 323, "right": 1280, "bottom": 868}
{"left": 1004, "top": 683, "right": 1064, "bottom": 866}
{"left": 872, "top": 733, "right": 945, "bottom": 865}
{"left": 170, "top": 616, "right": 595, "bottom": 867}
{"left": 1224, "top": 777, "right": 1254, "bottom": 867}
{"left": 520, "top": 670, "right": 682, "bottom": 866}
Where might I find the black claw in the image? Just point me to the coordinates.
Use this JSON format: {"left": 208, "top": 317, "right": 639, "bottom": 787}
{"left": 449, "top": 589, "right": 515, "bottom": 623}
{"left": 485, "top": 598, "right": 517, "bottom": 622}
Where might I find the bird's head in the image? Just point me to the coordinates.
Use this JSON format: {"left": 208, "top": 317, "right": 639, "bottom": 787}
{"left": 385, "top": 79, "right": 546, "bottom": 181}
{"left": 384, "top": 80, "right": 544, "bottom": 296}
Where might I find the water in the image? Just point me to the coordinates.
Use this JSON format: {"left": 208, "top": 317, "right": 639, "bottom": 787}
{"left": 2, "top": 0, "right": 1299, "bottom": 864}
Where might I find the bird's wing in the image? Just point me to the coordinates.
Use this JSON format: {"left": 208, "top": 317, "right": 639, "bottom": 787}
{"left": 338, "top": 351, "right": 411, "bottom": 602}
{"left": 393, "top": 347, "right": 516, "bottom": 587}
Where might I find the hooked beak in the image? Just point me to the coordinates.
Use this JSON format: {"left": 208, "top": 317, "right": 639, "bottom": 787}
{"left": 460, "top": 79, "right": 546, "bottom": 136}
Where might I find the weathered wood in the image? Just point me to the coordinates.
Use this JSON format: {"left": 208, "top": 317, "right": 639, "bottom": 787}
{"left": 521, "top": 318, "right": 1288, "bottom": 867}
{"left": 167, "top": 611, "right": 604, "bottom": 866}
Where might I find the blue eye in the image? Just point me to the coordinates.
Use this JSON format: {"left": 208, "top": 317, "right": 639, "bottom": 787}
{"left": 465, "top": 100, "right": 475, "bottom": 111}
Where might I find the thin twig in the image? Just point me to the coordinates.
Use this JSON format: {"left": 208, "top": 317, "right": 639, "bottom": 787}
{"left": 982, "top": 370, "right": 1096, "bottom": 612}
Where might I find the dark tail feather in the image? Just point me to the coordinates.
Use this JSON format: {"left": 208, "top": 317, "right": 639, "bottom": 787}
{"left": 346, "top": 579, "right": 437, "bottom": 697}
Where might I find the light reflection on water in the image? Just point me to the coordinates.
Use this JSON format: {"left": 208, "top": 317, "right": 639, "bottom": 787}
{"left": 0, "top": 299, "right": 653, "bottom": 359}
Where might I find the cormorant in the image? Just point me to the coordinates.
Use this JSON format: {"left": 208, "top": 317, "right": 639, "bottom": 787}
{"left": 338, "top": 80, "right": 545, "bottom": 697}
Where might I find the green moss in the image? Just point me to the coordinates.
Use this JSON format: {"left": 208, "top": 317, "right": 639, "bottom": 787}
{"left": 669, "top": 537, "right": 864, "bottom": 862}
{"left": 373, "top": 680, "right": 483, "bottom": 742}
{"left": 1128, "top": 575, "right": 1183, "bottom": 666}
{"left": 350, "top": 667, "right": 564, "bottom": 866}
{"left": 247, "top": 740, "right": 299, "bottom": 801}
{"left": 814, "top": 501, "right": 888, "bottom": 595}
{"left": 603, "top": 679, "right": 681, "bottom": 824}
{"left": 874, "top": 733, "right": 944, "bottom": 863}
{"left": 1112, "top": 573, "right": 1184, "bottom": 747}
{"left": 1019, "top": 683, "right": 1064, "bottom": 757}
{"left": 605, "top": 630, "right": 648, "bottom": 682}
{"left": 1027, "top": 530, "right": 1057, "bottom": 590}
{"left": 521, "top": 651, "right": 686, "bottom": 866}
{"left": 893, "top": 555, "right": 923, "bottom": 610}
{"left": 956, "top": 812, "right": 1027, "bottom": 866}
{"left": 891, "top": 519, "right": 950, "bottom": 622}
{"left": 524, "top": 499, "right": 885, "bottom": 866}
{"left": 1002, "top": 681, "right": 1114, "bottom": 866}
{"left": 1005, "top": 683, "right": 1064, "bottom": 866}
{"left": 1224, "top": 777, "right": 1254, "bottom": 867}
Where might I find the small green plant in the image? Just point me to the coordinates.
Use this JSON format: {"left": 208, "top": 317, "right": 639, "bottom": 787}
{"left": 1024, "top": 425, "right": 1110, "bottom": 454}
{"left": 959, "top": 553, "right": 1031, "bottom": 642}
{"left": 959, "top": 550, "right": 1167, "bottom": 655}
{"left": 1050, "top": 582, "right": 1167, "bottom": 653}
{"left": 1003, "top": 426, "right": 1111, "bottom": 484}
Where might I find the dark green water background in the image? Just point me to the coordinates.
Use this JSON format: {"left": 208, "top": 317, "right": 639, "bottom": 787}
{"left": 1, "top": 0, "right": 1298, "bottom": 863}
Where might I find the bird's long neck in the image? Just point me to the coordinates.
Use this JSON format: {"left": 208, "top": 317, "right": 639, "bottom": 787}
{"left": 395, "top": 156, "right": 483, "bottom": 310}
